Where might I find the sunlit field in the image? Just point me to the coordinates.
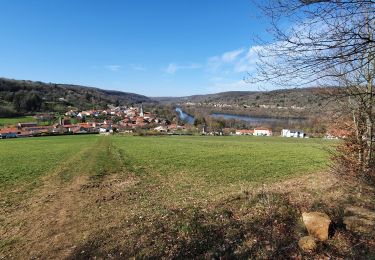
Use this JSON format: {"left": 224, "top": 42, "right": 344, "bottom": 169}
{"left": 0, "top": 135, "right": 333, "bottom": 258}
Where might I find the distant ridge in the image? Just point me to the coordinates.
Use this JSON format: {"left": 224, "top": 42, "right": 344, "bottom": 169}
{"left": 153, "top": 87, "right": 328, "bottom": 106}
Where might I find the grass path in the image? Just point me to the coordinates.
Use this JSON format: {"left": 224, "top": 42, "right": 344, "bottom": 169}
{"left": 0, "top": 136, "right": 133, "bottom": 258}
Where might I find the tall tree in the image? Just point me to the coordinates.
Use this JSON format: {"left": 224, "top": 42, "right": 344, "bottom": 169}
{"left": 250, "top": 0, "right": 374, "bottom": 181}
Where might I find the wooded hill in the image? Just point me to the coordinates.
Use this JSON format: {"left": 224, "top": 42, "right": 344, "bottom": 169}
{"left": 155, "top": 87, "right": 339, "bottom": 119}
{"left": 0, "top": 78, "right": 152, "bottom": 117}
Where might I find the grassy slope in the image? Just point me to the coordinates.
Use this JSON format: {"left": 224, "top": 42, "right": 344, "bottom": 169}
{"left": 0, "top": 135, "right": 127, "bottom": 190}
{"left": 0, "top": 116, "right": 35, "bottom": 126}
{"left": 109, "top": 136, "right": 330, "bottom": 208}
{"left": 114, "top": 136, "right": 329, "bottom": 182}
{"left": 4, "top": 135, "right": 358, "bottom": 259}
{"left": 0, "top": 135, "right": 330, "bottom": 202}
{"left": 0, "top": 135, "right": 329, "bottom": 187}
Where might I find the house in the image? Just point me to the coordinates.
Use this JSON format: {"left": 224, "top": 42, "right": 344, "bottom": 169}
{"left": 17, "top": 122, "right": 37, "bottom": 128}
{"left": 71, "top": 126, "right": 88, "bottom": 134}
{"left": 99, "top": 125, "right": 112, "bottom": 133}
{"left": 235, "top": 129, "right": 254, "bottom": 136}
{"left": 254, "top": 127, "right": 272, "bottom": 136}
{"left": 22, "top": 126, "right": 51, "bottom": 135}
{"left": 168, "top": 124, "right": 185, "bottom": 131}
{"left": 281, "top": 129, "right": 306, "bottom": 138}
{"left": 154, "top": 126, "right": 168, "bottom": 132}
{"left": 0, "top": 128, "right": 19, "bottom": 139}
{"left": 17, "top": 131, "right": 32, "bottom": 138}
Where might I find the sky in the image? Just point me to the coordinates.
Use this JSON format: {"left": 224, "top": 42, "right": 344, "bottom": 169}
{"left": 0, "top": 0, "right": 272, "bottom": 97}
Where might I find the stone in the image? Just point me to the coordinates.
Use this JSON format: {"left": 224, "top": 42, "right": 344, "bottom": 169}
{"left": 302, "top": 212, "right": 331, "bottom": 241}
{"left": 343, "top": 206, "right": 375, "bottom": 235}
{"left": 298, "top": 236, "right": 317, "bottom": 252}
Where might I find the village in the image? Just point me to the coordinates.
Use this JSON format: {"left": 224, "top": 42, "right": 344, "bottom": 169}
{"left": 0, "top": 105, "right": 181, "bottom": 138}
{"left": 0, "top": 104, "right": 344, "bottom": 140}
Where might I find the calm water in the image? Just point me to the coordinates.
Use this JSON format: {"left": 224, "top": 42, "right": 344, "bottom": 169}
{"left": 211, "top": 113, "right": 306, "bottom": 126}
{"left": 176, "top": 108, "right": 306, "bottom": 127}
{"left": 175, "top": 107, "right": 195, "bottom": 124}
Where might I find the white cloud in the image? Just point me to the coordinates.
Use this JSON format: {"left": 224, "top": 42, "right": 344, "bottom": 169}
{"left": 105, "top": 65, "right": 122, "bottom": 71}
{"left": 222, "top": 48, "right": 245, "bottom": 62}
{"left": 207, "top": 48, "right": 245, "bottom": 72}
{"left": 164, "top": 63, "right": 202, "bottom": 74}
{"left": 234, "top": 45, "right": 264, "bottom": 73}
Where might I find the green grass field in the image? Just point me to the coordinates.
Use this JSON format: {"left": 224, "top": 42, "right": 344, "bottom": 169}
{"left": 0, "top": 135, "right": 330, "bottom": 199}
{"left": 0, "top": 116, "right": 36, "bottom": 126}
{"left": 5, "top": 135, "right": 374, "bottom": 259}
{"left": 0, "top": 135, "right": 122, "bottom": 191}
{"left": 115, "top": 135, "right": 329, "bottom": 182}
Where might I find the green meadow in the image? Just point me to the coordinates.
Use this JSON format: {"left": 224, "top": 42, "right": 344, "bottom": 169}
{"left": 2, "top": 135, "right": 352, "bottom": 259}
{"left": 0, "top": 116, "right": 36, "bottom": 126}
{"left": 115, "top": 135, "right": 329, "bottom": 182}
{"left": 0, "top": 135, "right": 330, "bottom": 196}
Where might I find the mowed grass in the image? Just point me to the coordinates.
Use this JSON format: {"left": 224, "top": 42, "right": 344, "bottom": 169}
{"left": 0, "top": 116, "right": 35, "bottom": 126}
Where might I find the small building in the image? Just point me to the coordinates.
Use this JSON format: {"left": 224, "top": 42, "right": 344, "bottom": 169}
{"left": 17, "top": 122, "right": 37, "bottom": 128}
{"left": 235, "top": 129, "right": 254, "bottom": 136}
{"left": 99, "top": 125, "right": 112, "bottom": 133}
{"left": 154, "top": 126, "right": 168, "bottom": 132}
{"left": 0, "top": 128, "right": 19, "bottom": 139}
{"left": 254, "top": 127, "right": 272, "bottom": 136}
{"left": 71, "top": 126, "right": 88, "bottom": 134}
{"left": 281, "top": 129, "right": 306, "bottom": 138}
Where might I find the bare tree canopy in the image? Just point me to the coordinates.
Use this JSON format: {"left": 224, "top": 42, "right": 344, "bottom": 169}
{"left": 252, "top": 0, "right": 374, "bottom": 181}
{"left": 250, "top": 0, "right": 375, "bottom": 86}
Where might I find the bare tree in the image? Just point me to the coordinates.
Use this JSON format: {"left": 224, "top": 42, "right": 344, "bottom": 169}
{"left": 250, "top": 0, "right": 374, "bottom": 180}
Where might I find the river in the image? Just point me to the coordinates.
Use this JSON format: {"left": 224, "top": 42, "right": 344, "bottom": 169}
{"left": 175, "top": 108, "right": 195, "bottom": 124}
{"left": 210, "top": 113, "right": 306, "bottom": 126}
{"left": 176, "top": 107, "right": 306, "bottom": 127}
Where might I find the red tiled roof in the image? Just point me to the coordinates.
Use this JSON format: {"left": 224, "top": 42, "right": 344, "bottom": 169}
{"left": 254, "top": 127, "right": 271, "bottom": 131}
{"left": 237, "top": 129, "right": 254, "bottom": 133}
{"left": 0, "top": 128, "right": 19, "bottom": 134}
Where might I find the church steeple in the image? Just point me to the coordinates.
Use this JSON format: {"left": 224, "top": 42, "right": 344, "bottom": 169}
{"left": 140, "top": 103, "right": 144, "bottom": 117}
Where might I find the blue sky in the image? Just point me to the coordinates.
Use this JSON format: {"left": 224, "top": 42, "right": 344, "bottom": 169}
{"left": 0, "top": 0, "right": 272, "bottom": 96}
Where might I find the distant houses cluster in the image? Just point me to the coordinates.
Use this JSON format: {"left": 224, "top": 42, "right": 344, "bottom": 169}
{"left": 0, "top": 104, "right": 348, "bottom": 140}
{"left": 0, "top": 105, "right": 188, "bottom": 139}
{"left": 234, "top": 128, "right": 309, "bottom": 138}
{"left": 235, "top": 128, "right": 273, "bottom": 136}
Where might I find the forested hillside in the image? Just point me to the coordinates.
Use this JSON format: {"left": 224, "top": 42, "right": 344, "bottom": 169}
{"left": 156, "top": 87, "right": 341, "bottom": 119}
{"left": 0, "top": 78, "right": 151, "bottom": 117}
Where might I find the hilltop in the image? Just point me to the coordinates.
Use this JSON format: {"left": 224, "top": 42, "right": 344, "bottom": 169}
{"left": 0, "top": 78, "right": 152, "bottom": 117}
